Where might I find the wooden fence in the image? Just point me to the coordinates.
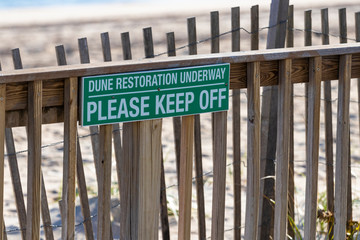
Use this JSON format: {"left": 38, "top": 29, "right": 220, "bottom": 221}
{"left": 1, "top": 4, "right": 360, "bottom": 240}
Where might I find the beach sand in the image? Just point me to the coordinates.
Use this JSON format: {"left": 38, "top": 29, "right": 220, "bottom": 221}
{"left": 1, "top": 0, "right": 360, "bottom": 239}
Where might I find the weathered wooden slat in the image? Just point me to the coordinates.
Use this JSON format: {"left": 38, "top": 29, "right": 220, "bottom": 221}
{"left": 26, "top": 80, "right": 42, "bottom": 240}
{"left": 178, "top": 115, "right": 194, "bottom": 240}
{"left": 167, "top": 32, "right": 181, "bottom": 188}
{"left": 97, "top": 125, "right": 112, "bottom": 240}
{"left": 0, "top": 84, "right": 5, "bottom": 240}
{"left": 304, "top": 57, "right": 322, "bottom": 240}
{"left": 187, "top": 16, "right": 206, "bottom": 240}
{"left": 231, "top": 6, "right": 241, "bottom": 240}
{"left": 138, "top": 119, "right": 162, "bottom": 240}
{"left": 119, "top": 32, "right": 138, "bottom": 240}
{"left": 286, "top": 5, "right": 295, "bottom": 240}
{"left": 338, "top": 7, "right": 353, "bottom": 225}
{"left": 62, "top": 77, "right": 78, "bottom": 240}
{"left": 56, "top": 45, "right": 94, "bottom": 240}
{"left": 40, "top": 174, "right": 54, "bottom": 240}
{"left": 251, "top": 5, "right": 259, "bottom": 51}
{"left": 273, "top": 59, "right": 292, "bottom": 240}
{"left": 78, "top": 38, "right": 101, "bottom": 183}
{"left": 211, "top": 111, "right": 227, "bottom": 240}
{"left": 244, "top": 61, "right": 260, "bottom": 240}
{"left": 211, "top": 11, "right": 220, "bottom": 54}
{"left": 356, "top": 15, "right": 360, "bottom": 228}
{"left": 334, "top": 54, "right": 352, "bottom": 240}
{"left": 101, "top": 32, "right": 123, "bottom": 216}
{"left": 321, "top": 8, "right": 335, "bottom": 239}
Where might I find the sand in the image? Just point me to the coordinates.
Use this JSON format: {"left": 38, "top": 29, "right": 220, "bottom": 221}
{"left": 1, "top": 0, "right": 360, "bottom": 239}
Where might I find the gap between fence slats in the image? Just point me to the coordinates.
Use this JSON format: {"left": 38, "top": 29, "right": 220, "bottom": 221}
{"left": 334, "top": 54, "right": 352, "bottom": 240}
{"left": 245, "top": 61, "right": 260, "bottom": 240}
{"left": 304, "top": 57, "right": 322, "bottom": 240}
{"left": 274, "top": 58, "right": 292, "bottom": 240}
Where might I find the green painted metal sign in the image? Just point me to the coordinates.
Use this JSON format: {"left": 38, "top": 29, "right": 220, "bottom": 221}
{"left": 81, "top": 63, "right": 230, "bottom": 126}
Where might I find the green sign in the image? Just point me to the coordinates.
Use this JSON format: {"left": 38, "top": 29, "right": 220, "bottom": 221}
{"left": 81, "top": 63, "right": 230, "bottom": 126}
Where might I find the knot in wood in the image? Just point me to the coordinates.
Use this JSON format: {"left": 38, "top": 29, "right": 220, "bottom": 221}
{"left": 248, "top": 116, "right": 255, "bottom": 124}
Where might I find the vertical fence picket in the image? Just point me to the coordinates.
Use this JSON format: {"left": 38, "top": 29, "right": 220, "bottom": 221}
{"left": 286, "top": 5, "right": 295, "bottom": 240}
{"left": 334, "top": 54, "right": 352, "bottom": 240}
{"left": 178, "top": 115, "right": 194, "bottom": 240}
{"left": 166, "top": 32, "right": 181, "bottom": 190}
{"left": 338, "top": 8, "right": 353, "bottom": 224}
{"left": 55, "top": 45, "right": 94, "bottom": 240}
{"left": 356, "top": 14, "right": 360, "bottom": 204}
{"left": 26, "top": 78, "right": 42, "bottom": 240}
{"left": 304, "top": 57, "right": 322, "bottom": 240}
{"left": 231, "top": 6, "right": 241, "bottom": 240}
{"left": 78, "top": 38, "right": 100, "bottom": 182}
{"left": 274, "top": 59, "right": 292, "bottom": 240}
{"left": 304, "top": 10, "right": 312, "bottom": 150}
{"left": 211, "top": 113, "right": 228, "bottom": 240}
{"left": 209, "top": 9, "right": 227, "bottom": 240}
{"left": 0, "top": 83, "right": 5, "bottom": 240}
{"left": 245, "top": 61, "right": 260, "bottom": 240}
{"left": 12, "top": 49, "right": 54, "bottom": 240}
{"left": 101, "top": 32, "right": 123, "bottom": 194}
{"left": 119, "top": 32, "right": 137, "bottom": 240}
{"left": 321, "top": 8, "right": 335, "bottom": 239}
{"left": 186, "top": 16, "right": 206, "bottom": 240}
{"left": 251, "top": 5, "right": 259, "bottom": 50}
{"left": 97, "top": 124, "right": 112, "bottom": 240}
{"left": 77, "top": 37, "right": 114, "bottom": 240}
{"left": 137, "top": 27, "right": 162, "bottom": 239}
{"left": 62, "top": 76, "right": 78, "bottom": 240}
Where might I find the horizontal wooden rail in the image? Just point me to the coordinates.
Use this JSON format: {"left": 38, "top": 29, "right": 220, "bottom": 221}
{"left": 2, "top": 43, "right": 360, "bottom": 127}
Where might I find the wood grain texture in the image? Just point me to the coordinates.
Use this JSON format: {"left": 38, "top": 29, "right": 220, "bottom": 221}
{"left": 304, "top": 57, "right": 322, "bottom": 240}
{"left": 334, "top": 54, "right": 352, "bottom": 240}
{"left": 245, "top": 61, "right": 260, "bottom": 240}
{"left": 273, "top": 59, "right": 292, "bottom": 240}
{"left": 211, "top": 111, "right": 227, "bottom": 240}
{"left": 26, "top": 80, "right": 42, "bottom": 240}
{"left": 0, "top": 84, "right": 5, "bottom": 240}
{"left": 321, "top": 8, "right": 334, "bottom": 239}
{"left": 231, "top": 6, "right": 241, "bottom": 240}
{"left": 62, "top": 77, "right": 78, "bottom": 240}
{"left": 211, "top": 11, "right": 220, "bottom": 54}
{"left": 138, "top": 119, "right": 162, "bottom": 240}
{"left": 251, "top": 5, "right": 259, "bottom": 51}
{"left": 97, "top": 124, "right": 112, "bottom": 240}
{"left": 178, "top": 115, "right": 194, "bottom": 240}
{"left": 286, "top": 6, "right": 295, "bottom": 240}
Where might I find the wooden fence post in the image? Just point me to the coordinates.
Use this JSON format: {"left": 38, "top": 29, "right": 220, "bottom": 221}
{"left": 334, "top": 54, "right": 352, "bottom": 240}
{"left": 274, "top": 59, "right": 292, "bottom": 240}
{"left": 304, "top": 57, "right": 322, "bottom": 240}
{"left": 245, "top": 61, "right": 260, "bottom": 240}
